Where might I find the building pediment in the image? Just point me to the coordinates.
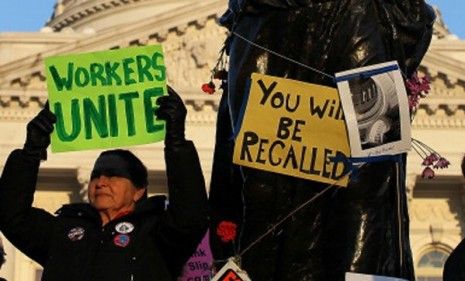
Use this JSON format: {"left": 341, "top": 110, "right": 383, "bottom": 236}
{"left": 0, "top": 1, "right": 464, "bottom": 129}
{"left": 423, "top": 40, "right": 465, "bottom": 83}
{"left": 3, "top": 1, "right": 465, "bottom": 90}
{"left": 0, "top": 30, "right": 91, "bottom": 66}
{"left": 414, "top": 39, "right": 465, "bottom": 129}
{"left": 0, "top": 0, "right": 227, "bottom": 82}
{"left": 0, "top": 0, "right": 227, "bottom": 117}
{"left": 48, "top": 0, "right": 209, "bottom": 33}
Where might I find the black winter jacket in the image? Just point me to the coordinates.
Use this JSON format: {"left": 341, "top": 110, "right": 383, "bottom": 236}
{"left": 0, "top": 141, "right": 208, "bottom": 281}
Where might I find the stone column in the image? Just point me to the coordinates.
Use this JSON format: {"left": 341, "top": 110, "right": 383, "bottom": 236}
{"left": 0, "top": 233, "right": 15, "bottom": 281}
{"left": 77, "top": 167, "right": 91, "bottom": 203}
{"left": 406, "top": 173, "right": 417, "bottom": 202}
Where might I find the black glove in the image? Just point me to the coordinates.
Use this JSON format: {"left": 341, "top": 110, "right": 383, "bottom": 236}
{"left": 155, "top": 86, "right": 187, "bottom": 146}
{"left": 23, "top": 101, "right": 57, "bottom": 160}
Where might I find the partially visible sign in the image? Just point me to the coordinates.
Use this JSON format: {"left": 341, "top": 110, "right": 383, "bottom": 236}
{"left": 211, "top": 259, "right": 251, "bottom": 281}
{"left": 233, "top": 73, "right": 351, "bottom": 187}
{"left": 335, "top": 61, "right": 411, "bottom": 157}
{"left": 346, "top": 272, "right": 408, "bottom": 281}
{"left": 45, "top": 45, "right": 167, "bottom": 152}
{"left": 178, "top": 231, "right": 212, "bottom": 281}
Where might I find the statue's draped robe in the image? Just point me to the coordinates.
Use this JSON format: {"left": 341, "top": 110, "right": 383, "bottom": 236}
{"left": 209, "top": 1, "right": 435, "bottom": 280}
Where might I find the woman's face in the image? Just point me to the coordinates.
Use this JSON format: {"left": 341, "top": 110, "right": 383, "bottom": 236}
{"left": 88, "top": 175, "right": 145, "bottom": 215}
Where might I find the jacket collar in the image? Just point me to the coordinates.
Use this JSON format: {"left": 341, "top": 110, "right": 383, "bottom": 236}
{"left": 56, "top": 195, "right": 167, "bottom": 222}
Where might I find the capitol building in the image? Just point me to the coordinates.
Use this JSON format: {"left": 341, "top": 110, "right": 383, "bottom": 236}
{"left": 1, "top": 1, "right": 465, "bottom": 280}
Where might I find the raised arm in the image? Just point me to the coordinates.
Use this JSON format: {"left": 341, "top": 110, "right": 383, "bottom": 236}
{"left": 0, "top": 104, "right": 58, "bottom": 265}
{"left": 153, "top": 87, "right": 208, "bottom": 276}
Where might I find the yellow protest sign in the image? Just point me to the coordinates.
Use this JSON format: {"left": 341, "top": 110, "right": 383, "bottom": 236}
{"left": 233, "top": 73, "right": 351, "bottom": 187}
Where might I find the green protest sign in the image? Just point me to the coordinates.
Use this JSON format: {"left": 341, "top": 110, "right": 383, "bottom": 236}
{"left": 45, "top": 45, "right": 167, "bottom": 152}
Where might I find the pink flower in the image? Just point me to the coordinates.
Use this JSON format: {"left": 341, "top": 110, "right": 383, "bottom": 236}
{"left": 421, "top": 167, "right": 435, "bottom": 179}
{"left": 433, "top": 157, "right": 450, "bottom": 169}
{"left": 418, "top": 76, "right": 431, "bottom": 95}
{"left": 407, "top": 73, "right": 431, "bottom": 94}
{"left": 406, "top": 72, "right": 431, "bottom": 110}
{"left": 422, "top": 153, "right": 439, "bottom": 166}
{"left": 406, "top": 81, "right": 421, "bottom": 95}
{"left": 408, "top": 95, "right": 420, "bottom": 110}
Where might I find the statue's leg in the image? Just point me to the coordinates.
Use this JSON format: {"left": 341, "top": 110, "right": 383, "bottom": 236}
{"left": 240, "top": 170, "right": 332, "bottom": 281}
{"left": 322, "top": 1, "right": 415, "bottom": 279}
{"left": 323, "top": 160, "right": 414, "bottom": 280}
{"left": 209, "top": 91, "right": 244, "bottom": 262}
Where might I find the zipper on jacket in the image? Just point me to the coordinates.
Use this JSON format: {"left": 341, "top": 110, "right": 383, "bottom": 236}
{"left": 130, "top": 256, "right": 136, "bottom": 281}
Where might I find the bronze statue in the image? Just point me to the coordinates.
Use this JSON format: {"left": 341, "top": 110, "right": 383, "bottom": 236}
{"left": 209, "top": 1, "right": 435, "bottom": 280}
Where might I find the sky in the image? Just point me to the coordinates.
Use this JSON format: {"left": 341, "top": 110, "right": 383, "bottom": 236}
{"left": 0, "top": 1, "right": 464, "bottom": 38}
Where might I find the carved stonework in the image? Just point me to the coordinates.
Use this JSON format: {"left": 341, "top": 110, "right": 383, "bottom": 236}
{"left": 164, "top": 19, "right": 227, "bottom": 90}
{"left": 411, "top": 201, "right": 457, "bottom": 223}
{"left": 412, "top": 106, "right": 465, "bottom": 129}
{"left": 54, "top": 0, "right": 65, "bottom": 17}
{"left": 47, "top": 0, "right": 222, "bottom": 33}
{"left": 406, "top": 174, "right": 417, "bottom": 201}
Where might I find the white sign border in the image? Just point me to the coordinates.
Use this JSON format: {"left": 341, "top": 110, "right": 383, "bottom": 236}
{"left": 335, "top": 61, "right": 411, "bottom": 157}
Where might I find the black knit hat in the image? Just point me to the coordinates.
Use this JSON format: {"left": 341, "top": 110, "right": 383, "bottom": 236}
{"left": 91, "top": 149, "right": 148, "bottom": 189}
